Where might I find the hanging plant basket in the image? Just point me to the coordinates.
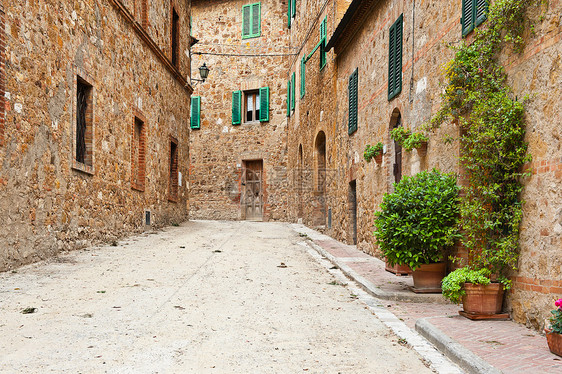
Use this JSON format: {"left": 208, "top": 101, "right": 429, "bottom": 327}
{"left": 416, "top": 141, "right": 428, "bottom": 157}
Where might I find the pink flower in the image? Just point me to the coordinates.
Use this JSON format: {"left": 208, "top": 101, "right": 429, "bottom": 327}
{"left": 555, "top": 299, "right": 562, "bottom": 309}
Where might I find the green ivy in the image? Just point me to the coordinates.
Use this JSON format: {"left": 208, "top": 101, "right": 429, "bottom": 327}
{"left": 374, "top": 170, "right": 461, "bottom": 270}
{"left": 427, "top": 0, "right": 533, "bottom": 286}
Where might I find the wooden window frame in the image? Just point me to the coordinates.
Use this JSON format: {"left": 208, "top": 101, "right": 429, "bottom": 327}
{"left": 169, "top": 136, "right": 179, "bottom": 202}
{"left": 131, "top": 110, "right": 146, "bottom": 192}
{"left": 72, "top": 70, "right": 95, "bottom": 175}
{"left": 171, "top": 3, "right": 180, "bottom": 68}
{"left": 244, "top": 90, "right": 261, "bottom": 123}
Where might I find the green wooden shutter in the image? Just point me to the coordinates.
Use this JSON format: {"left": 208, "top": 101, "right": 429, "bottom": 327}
{"left": 348, "top": 69, "right": 358, "bottom": 135}
{"left": 242, "top": 5, "right": 251, "bottom": 38}
{"left": 291, "top": 0, "right": 296, "bottom": 18}
{"left": 388, "top": 14, "right": 403, "bottom": 100}
{"left": 300, "top": 57, "right": 306, "bottom": 98}
{"left": 287, "top": 80, "right": 291, "bottom": 117}
{"left": 462, "top": 0, "right": 475, "bottom": 37}
{"left": 291, "top": 72, "right": 296, "bottom": 111}
{"left": 475, "top": 0, "right": 488, "bottom": 27}
{"left": 232, "top": 90, "right": 242, "bottom": 125}
{"left": 320, "top": 17, "right": 327, "bottom": 70}
{"left": 251, "top": 3, "right": 261, "bottom": 37}
{"left": 190, "top": 96, "right": 201, "bottom": 129}
{"left": 287, "top": 0, "right": 292, "bottom": 28}
{"left": 243, "top": 3, "right": 260, "bottom": 39}
{"left": 259, "top": 87, "right": 270, "bottom": 122}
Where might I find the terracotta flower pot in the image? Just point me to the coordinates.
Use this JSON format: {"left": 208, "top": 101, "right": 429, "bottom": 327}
{"left": 374, "top": 153, "right": 383, "bottom": 164}
{"left": 385, "top": 260, "right": 412, "bottom": 275}
{"left": 412, "top": 262, "right": 446, "bottom": 293}
{"left": 462, "top": 283, "right": 504, "bottom": 315}
{"left": 545, "top": 328, "right": 562, "bottom": 357}
{"left": 416, "top": 141, "right": 428, "bottom": 157}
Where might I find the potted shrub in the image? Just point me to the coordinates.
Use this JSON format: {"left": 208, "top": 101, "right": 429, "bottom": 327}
{"left": 545, "top": 298, "right": 562, "bottom": 357}
{"left": 441, "top": 267, "right": 504, "bottom": 315}
{"left": 363, "top": 142, "right": 384, "bottom": 164}
{"left": 374, "top": 169, "right": 460, "bottom": 292}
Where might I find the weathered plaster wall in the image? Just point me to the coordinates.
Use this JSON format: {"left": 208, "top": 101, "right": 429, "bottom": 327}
{"left": 0, "top": 0, "right": 192, "bottom": 271}
{"left": 190, "top": 0, "right": 290, "bottom": 221}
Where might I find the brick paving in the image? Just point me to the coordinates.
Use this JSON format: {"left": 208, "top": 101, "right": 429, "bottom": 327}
{"left": 309, "top": 234, "right": 562, "bottom": 374}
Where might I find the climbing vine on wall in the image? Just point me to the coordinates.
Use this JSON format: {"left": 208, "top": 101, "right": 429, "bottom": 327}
{"left": 418, "top": 0, "right": 534, "bottom": 286}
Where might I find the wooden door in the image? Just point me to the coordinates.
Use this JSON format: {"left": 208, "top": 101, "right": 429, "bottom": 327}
{"left": 242, "top": 160, "right": 263, "bottom": 221}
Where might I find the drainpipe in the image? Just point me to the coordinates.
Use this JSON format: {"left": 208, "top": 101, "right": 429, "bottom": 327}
{"left": 409, "top": 0, "right": 416, "bottom": 103}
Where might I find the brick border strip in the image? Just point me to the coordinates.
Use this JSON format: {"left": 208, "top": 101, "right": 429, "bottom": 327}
{"left": 416, "top": 318, "right": 502, "bottom": 374}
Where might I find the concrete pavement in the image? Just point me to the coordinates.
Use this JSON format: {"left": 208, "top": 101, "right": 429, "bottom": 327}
{"left": 0, "top": 220, "right": 459, "bottom": 373}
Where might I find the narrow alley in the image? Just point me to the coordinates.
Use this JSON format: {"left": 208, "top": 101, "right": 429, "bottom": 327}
{"left": 0, "top": 221, "right": 453, "bottom": 373}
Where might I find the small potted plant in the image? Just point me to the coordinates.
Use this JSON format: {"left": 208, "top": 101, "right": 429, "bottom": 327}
{"left": 545, "top": 298, "right": 562, "bottom": 357}
{"left": 374, "top": 169, "right": 460, "bottom": 292}
{"left": 403, "top": 132, "right": 429, "bottom": 156}
{"left": 390, "top": 127, "right": 411, "bottom": 144}
{"left": 363, "top": 142, "right": 384, "bottom": 164}
{"left": 441, "top": 267, "right": 506, "bottom": 315}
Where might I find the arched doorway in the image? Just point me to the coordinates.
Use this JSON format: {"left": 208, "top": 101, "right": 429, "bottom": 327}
{"left": 298, "top": 144, "right": 304, "bottom": 218}
{"left": 390, "top": 109, "right": 403, "bottom": 188}
{"left": 314, "top": 131, "right": 326, "bottom": 226}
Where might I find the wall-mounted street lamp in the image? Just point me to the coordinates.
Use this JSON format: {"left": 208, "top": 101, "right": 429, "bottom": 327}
{"left": 191, "top": 63, "right": 210, "bottom": 88}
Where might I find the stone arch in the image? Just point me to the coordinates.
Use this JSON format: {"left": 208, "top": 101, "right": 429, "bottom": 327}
{"left": 389, "top": 108, "right": 403, "bottom": 188}
{"left": 313, "top": 131, "right": 327, "bottom": 226}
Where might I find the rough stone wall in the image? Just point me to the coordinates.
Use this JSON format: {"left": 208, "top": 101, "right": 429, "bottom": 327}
{"left": 285, "top": 0, "right": 340, "bottom": 231}
{"left": 190, "top": 0, "right": 290, "bottom": 221}
{"left": 0, "top": 0, "right": 192, "bottom": 271}
{"left": 287, "top": 0, "right": 562, "bottom": 328}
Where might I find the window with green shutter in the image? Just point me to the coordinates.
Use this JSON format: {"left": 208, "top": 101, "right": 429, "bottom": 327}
{"left": 288, "top": 0, "right": 296, "bottom": 28}
{"left": 388, "top": 14, "right": 403, "bottom": 101}
{"left": 291, "top": 72, "right": 296, "bottom": 112}
{"left": 462, "top": 0, "right": 488, "bottom": 37}
{"left": 287, "top": 80, "right": 291, "bottom": 117}
{"left": 242, "top": 3, "right": 261, "bottom": 39}
{"left": 190, "top": 96, "right": 201, "bottom": 129}
{"left": 320, "top": 16, "right": 327, "bottom": 70}
{"left": 259, "top": 87, "right": 270, "bottom": 122}
{"left": 300, "top": 57, "right": 306, "bottom": 98}
{"left": 232, "top": 90, "right": 242, "bottom": 125}
{"left": 348, "top": 68, "right": 358, "bottom": 135}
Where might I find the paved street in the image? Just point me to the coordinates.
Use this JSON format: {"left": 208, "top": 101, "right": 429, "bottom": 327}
{"left": 0, "top": 221, "right": 449, "bottom": 373}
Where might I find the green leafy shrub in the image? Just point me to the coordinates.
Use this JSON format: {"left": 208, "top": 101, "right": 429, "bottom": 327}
{"left": 441, "top": 267, "right": 491, "bottom": 304}
{"left": 402, "top": 132, "right": 429, "bottom": 152}
{"left": 374, "top": 169, "right": 460, "bottom": 270}
{"left": 363, "top": 142, "right": 384, "bottom": 162}
{"left": 390, "top": 127, "right": 411, "bottom": 144}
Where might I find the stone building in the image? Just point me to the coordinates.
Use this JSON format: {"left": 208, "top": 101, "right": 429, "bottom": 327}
{"left": 191, "top": 0, "right": 561, "bottom": 328}
{"left": 0, "top": 0, "right": 193, "bottom": 271}
{"left": 287, "top": 0, "right": 562, "bottom": 328}
{"left": 189, "top": 0, "right": 291, "bottom": 221}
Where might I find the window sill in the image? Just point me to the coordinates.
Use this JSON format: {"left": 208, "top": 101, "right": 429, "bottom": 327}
{"left": 132, "top": 183, "right": 145, "bottom": 192}
{"left": 168, "top": 194, "right": 178, "bottom": 203}
{"left": 72, "top": 161, "right": 94, "bottom": 175}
